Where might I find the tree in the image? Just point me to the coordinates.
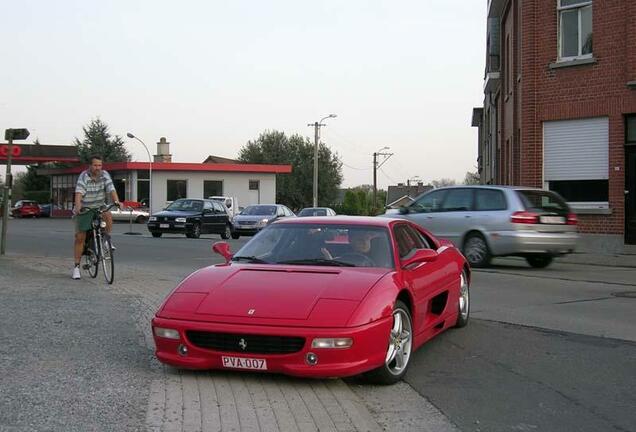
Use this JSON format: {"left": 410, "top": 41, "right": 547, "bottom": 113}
{"left": 238, "top": 130, "right": 343, "bottom": 209}
{"left": 431, "top": 178, "right": 457, "bottom": 188}
{"left": 463, "top": 171, "right": 480, "bottom": 185}
{"left": 74, "top": 118, "right": 131, "bottom": 163}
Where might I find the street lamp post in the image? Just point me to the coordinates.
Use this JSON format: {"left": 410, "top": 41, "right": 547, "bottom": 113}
{"left": 126, "top": 133, "right": 152, "bottom": 213}
{"left": 308, "top": 114, "right": 337, "bottom": 207}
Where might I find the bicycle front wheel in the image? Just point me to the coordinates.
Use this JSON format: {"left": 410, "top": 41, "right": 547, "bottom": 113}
{"left": 100, "top": 234, "right": 115, "bottom": 284}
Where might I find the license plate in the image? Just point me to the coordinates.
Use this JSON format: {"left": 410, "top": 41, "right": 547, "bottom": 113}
{"left": 540, "top": 216, "right": 565, "bottom": 224}
{"left": 159, "top": 223, "right": 170, "bottom": 228}
{"left": 222, "top": 356, "right": 267, "bottom": 370}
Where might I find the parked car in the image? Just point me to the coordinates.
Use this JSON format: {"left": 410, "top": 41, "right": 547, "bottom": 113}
{"left": 381, "top": 186, "right": 578, "bottom": 268}
{"left": 147, "top": 198, "right": 232, "bottom": 239}
{"left": 297, "top": 207, "right": 337, "bottom": 217}
{"left": 151, "top": 216, "right": 470, "bottom": 383}
{"left": 11, "top": 200, "right": 41, "bottom": 218}
{"left": 111, "top": 206, "right": 150, "bottom": 224}
{"left": 231, "top": 204, "right": 295, "bottom": 238}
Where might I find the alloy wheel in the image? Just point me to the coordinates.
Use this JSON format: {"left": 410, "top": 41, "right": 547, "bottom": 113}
{"left": 385, "top": 307, "right": 412, "bottom": 376}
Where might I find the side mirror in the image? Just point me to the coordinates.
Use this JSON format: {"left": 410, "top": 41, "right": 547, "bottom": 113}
{"left": 212, "top": 241, "right": 233, "bottom": 263}
{"left": 203, "top": 208, "right": 212, "bottom": 214}
{"left": 401, "top": 249, "right": 438, "bottom": 269}
{"left": 398, "top": 206, "right": 409, "bottom": 215}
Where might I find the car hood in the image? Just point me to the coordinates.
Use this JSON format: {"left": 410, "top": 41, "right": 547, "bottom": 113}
{"left": 157, "top": 264, "right": 390, "bottom": 326}
{"left": 152, "top": 210, "right": 200, "bottom": 218}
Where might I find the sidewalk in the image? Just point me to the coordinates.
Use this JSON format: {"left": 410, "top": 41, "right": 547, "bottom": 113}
{"left": 0, "top": 254, "right": 458, "bottom": 432}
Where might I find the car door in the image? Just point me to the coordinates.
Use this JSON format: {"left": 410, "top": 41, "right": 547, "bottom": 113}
{"left": 201, "top": 201, "right": 216, "bottom": 233}
{"left": 393, "top": 223, "right": 449, "bottom": 335}
{"left": 435, "top": 188, "right": 475, "bottom": 247}
{"left": 404, "top": 189, "right": 448, "bottom": 234}
{"left": 212, "top": 201, "right": 228, "bottom": 233}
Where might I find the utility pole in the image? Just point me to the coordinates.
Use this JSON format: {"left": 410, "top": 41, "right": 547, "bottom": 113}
{"left": 308, "top": 114, "right": 337, "bottom": 207}
{"left": 372, "top": 147, "right": 393, "bottom": 210}
{"left": 1, "top": 128, "right": 30, "bottom": 255}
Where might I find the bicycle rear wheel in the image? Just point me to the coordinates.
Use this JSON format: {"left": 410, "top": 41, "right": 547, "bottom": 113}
{"left": 82, "top": 232, "right": 99, "bottom": 278}
{"left": 100, "top": 234, "right": 115, "bottom": 284}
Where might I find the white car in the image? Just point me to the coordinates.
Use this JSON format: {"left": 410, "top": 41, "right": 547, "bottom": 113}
{"left": 111, "top": 206, "right": 150, "bottom": 224}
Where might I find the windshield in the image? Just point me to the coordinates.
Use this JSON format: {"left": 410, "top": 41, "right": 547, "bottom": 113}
{"left": 298, "top": 208, "right": 327, "bottom": 216}
{"left": 517, "top": 190, "right": 569, "bottom": 214}
{"left": 240, "top": 205, "right": 277, "bottom": 216}
{"left": 165, "top": 199, "right": 203, "bottom": 212}
{"left": 233, "top": 224, "right": 394, "bottom": 268}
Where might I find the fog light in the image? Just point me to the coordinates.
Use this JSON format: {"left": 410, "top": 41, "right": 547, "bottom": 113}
{"left": 178, "top": 344, "right": 188, "bottom": 356}
{"left": 306, "top": 352, "right": 318, "bottom": 365}
{"left": 311, "top": 338, "right": 353, "bottom": 349}
{"left": 154, "top": 327, "right": 180, "bottom": 340}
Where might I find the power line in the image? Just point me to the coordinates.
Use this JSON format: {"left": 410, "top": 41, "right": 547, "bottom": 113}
{"left": 379, "top": 167, "right": 398, "bottom": 184}
{"left": 342, "top": 162, "right": 370, "bottom": 171}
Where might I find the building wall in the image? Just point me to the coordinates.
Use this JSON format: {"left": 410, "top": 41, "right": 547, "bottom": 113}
{"left": 516, "top": 0, "right": 636, "bottom": 242}
{"left": 150, "top": 171, "right": 277, "bottom": 213}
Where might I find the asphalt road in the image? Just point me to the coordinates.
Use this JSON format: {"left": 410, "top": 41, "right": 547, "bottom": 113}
{"left": 3, "top": 218, "right": 636, "bottom": 432}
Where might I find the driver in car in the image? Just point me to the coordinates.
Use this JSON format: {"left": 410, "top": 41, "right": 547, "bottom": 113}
{"left": 340, "top": 229, "right": 377, "bottom": 267}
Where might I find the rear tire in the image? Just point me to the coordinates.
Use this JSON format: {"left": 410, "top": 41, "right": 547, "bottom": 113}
{"left": 463, "top": 233, "right": 491, "bottom": 268}
{"left": 365, "top": 300, "right": 413, "bottom": 385}
{"left": 151, "top": 232, "right": 162, "bottom": 238}
{"left": 82, "top": 235, "right": 99, "bottom": 279}
{"left": 221, "top": 224, "right": 232, "bottom": 240}
{"left": 136, "top": 215, "right": 147, "bottom": 224}
{"left": 526, "top": 255, "right": 553, "bottom": 268}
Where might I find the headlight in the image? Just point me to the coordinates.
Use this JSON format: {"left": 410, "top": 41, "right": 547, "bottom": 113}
{"left": 311, "top": 338, "right": 353, "bottom": 349}
{"left": 149, "top": 216, "right": 157, "bottom": 222}
{"left": 175, "top": 217, "right": 187, "bottom": 223}
{"left": 100, "top": 221, "right": 107, "bottom": 228}
{"left": 154, "top": 327, "right": 181, "bottom": 340}
{"left": 261, "top": 218, "right": 269, "bottom": 223}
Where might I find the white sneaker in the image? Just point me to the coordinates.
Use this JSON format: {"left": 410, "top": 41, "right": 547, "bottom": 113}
{"left": 72, "top": 266, "right": 81, "bottom": 280}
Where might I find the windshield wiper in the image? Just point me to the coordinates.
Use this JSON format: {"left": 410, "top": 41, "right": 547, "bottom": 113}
{"left": 232, "top": 256, "right": 270, "bottom": 264}
{"left": 276, "top": 258, "right": 355, "bottom": 267}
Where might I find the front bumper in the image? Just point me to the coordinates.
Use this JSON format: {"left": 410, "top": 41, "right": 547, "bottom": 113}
{"left": 147, "top": 221, "right": 192, "bottom": 234}
{"left": 152, "top": 316, "right": 391, "bottom": 378}
{"left": 489, "top": 230, "right": 578, "bottom": 256}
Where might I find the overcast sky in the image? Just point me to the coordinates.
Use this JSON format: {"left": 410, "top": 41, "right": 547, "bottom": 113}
{"left": 1, "top": 0, "right": 486, "bottom": 188}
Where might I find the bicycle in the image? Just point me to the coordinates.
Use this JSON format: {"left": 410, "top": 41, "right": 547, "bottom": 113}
{"left": 78, "top": 203, "right": 118, "bottom": 284}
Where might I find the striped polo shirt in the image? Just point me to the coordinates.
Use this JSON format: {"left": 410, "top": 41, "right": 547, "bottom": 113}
{"left": 75, "top": 169, "right": 115, "bottom": 209}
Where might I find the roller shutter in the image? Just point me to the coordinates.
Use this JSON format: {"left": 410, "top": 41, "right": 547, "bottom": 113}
{"left": 543, "top": 117, "right": 608, "bottom": 181}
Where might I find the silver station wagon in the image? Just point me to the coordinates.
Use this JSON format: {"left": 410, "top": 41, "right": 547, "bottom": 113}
{"left": 383, "top": 186, "right": 578, "bottom": 268}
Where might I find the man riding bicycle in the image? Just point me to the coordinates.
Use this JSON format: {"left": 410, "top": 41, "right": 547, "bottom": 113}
{"left": 72, "top": 154, "right": 120, "bottom": 280}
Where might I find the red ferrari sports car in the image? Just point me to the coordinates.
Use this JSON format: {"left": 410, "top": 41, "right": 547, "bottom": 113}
{"left": 152, "top": 216, "right": 470, "bottom": 384}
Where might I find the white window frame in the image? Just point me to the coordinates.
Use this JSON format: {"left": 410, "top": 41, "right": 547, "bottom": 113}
{"left": 557, "top": 0, "right": 593, "bottom": 61}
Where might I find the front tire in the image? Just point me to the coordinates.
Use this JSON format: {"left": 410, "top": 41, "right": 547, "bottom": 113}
{"left": 454, "top": 271, "right": 470, "bottom": 328}
{"left": 231, "top": 232, "right": 240, "bottom": 239}
{"left": 189, "top": 223, "right": 201, "bottom": 239}
{"left": 463, "top": 233, "right": 491, "bottom": 268}
{"left": 100, "top": 235, "right": 114, "bottom": 285}
{"left": 526, "top": 254, "right": 553, "bottom": 268}
{"left": 135, "top": 215, "right": 147, "bottom": 224}
{"left": 151, "top": 232, "right": 162, "bottom": 238}
{"left": 365, "top": 300, "right": 413, "bottom": 385}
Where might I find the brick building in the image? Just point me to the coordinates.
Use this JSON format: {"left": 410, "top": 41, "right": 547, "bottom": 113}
{"left": 472, "top": 0, "right": 636, "bottom": 253}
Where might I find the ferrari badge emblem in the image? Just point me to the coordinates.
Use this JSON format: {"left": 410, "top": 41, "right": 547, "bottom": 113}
{"left": 238, "top": 338, "right": 247, "bottom": 350}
